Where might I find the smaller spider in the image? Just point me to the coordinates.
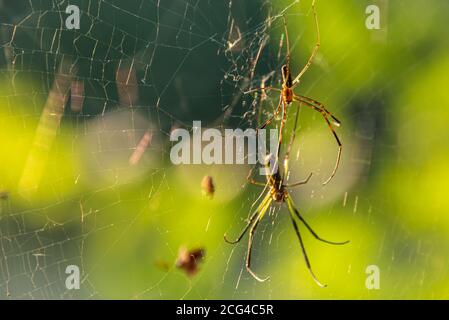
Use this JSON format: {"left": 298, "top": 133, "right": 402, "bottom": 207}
{"left": 225, "top": 109, "right": 349, "bottom": 286}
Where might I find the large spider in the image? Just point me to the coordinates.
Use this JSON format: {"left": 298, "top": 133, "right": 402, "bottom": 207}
{"left": 224, "top": 107, "right": 349, "bottom": 287}
{"left": 247, "top": 0, "right": 342, "bottom": 185}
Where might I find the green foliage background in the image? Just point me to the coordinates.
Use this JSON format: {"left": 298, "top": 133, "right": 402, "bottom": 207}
{"left": 1, "top": 0, "right": 448, "bottom": 299}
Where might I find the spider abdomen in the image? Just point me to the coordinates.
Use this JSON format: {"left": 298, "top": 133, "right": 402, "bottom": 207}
{"left": 282, "top": 87, "right": 294, "bottom": 104}
{"left": 270, "top": 186, "right": 287, "bottom": 202}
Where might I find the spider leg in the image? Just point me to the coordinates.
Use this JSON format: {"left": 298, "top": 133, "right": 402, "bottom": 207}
{"left": 276, "top": 100, "right": 287, "bottom": 159}
{"left": 281, "top": 102, "right": 314, "bottom": 185}
{"left": 255, "top": 99, "right": 285, "bottom": 178}
{"left": 292, "top": 0, "right": 320, "bottom": 87}
{"left": 257, "top": 96, "right": 283, "bottom": 130}
{"left": 243, "top": 86, "right": 281, "bottom": 95}
{"left": 246, "top": 166, "right": 267, "bottom": 186}
{"left": 246, "top": 196, "right": 272, "bottom": 282}
{"left": 285, "top": 172, "right": 313, "bottom": 188}
{"left": 246, "top": 99, "right": 284, "bottom": 187}
{"left": 286, "top": 199, "right": 326, "bottom": 288}
{"left": 224, "top": 193, "right": 271, "bottom": 244}
{"left": 293, "top": 95, "right": 342, "bottom": 185}
{"left": 246, "top": 179, "right": 266, "bottom": 187}
{"left": 285, "top": 101, "right": 301, "bottom": 162}
{"left": 287, "top": 197, "right": 349, "bottom": 245}
{"left": 282, "top": 101, "right": 299, "bottom": 181}
{"left": 282, "top": 15, "right": 291, "bottom": 67}
{"left": 299, "top": 95, "right": 341, "bottom": 126}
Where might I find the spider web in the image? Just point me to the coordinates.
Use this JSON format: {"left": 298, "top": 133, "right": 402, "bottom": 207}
{"left": 1, "top": 0, "right": 449, "bottom": 299}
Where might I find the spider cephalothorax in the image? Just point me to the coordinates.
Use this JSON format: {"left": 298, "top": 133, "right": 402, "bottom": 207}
{"left": 263, "top": 154, "right": 288, "bottom": 202}
{"left": 270, "top": 184, "right": 287, "bottom": 202}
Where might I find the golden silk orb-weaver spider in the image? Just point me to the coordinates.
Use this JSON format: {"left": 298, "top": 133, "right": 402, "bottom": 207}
{"left": 246, "top": 0, "right": 342, "bottom": 185}
{"left": 224, "top": 108, "right": 349, "bottom": 286}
